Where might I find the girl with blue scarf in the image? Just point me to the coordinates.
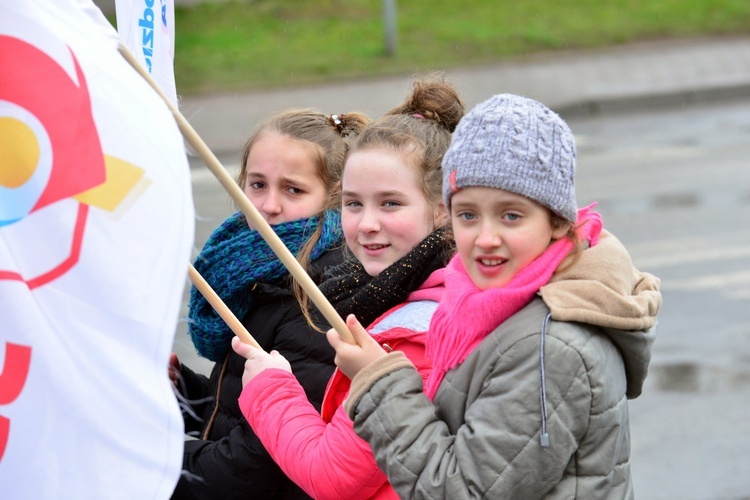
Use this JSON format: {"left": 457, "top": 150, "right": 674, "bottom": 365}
{"left": 170, "top": 108, "right": 369, "bottom": 500}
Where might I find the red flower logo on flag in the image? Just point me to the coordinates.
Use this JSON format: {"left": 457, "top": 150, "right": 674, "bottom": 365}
{"left": 0, "top": 35, "right": 147, "bottom": 289}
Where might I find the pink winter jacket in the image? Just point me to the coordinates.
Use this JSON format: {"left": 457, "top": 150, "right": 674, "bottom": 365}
{"left": 238, "top": 269, "right": 444, "bottom": 499}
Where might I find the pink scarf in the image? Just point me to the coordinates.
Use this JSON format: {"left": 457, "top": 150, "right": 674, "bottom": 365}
{"left": 424, "top": 204, "right": 603, "bottom": 399}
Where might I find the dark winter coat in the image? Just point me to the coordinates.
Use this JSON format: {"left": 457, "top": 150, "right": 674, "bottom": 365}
{"left": 172, "top": 246, "right": 345, "bottom": 500}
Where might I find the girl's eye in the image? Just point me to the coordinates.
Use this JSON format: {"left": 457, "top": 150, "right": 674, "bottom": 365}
{"left": 383, "top": 201, "right": 401, "bottom": 208}
{"left": 287, "top": 187, "right": 304, "bottom": 195}
{"left": 249, "top": 181, "right": 265, "bottom": 190}
{"left": 344, "top": 200, "right": 362, "bottom": 208}
{"left": 504, "top": 213, "right": 521, "bottom": 221}
{"left": 457, "top": 212, "right": 477, "bottom": 221}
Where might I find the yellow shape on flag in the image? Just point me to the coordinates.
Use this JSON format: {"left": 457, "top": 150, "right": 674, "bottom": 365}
{"left": 0, "top": 117, "right": 40, "bottom": 188}
{"left": 73, "top": 155, "right": 146, "bottom": 212}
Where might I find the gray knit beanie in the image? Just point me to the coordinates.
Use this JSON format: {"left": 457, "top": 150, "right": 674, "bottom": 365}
{"left": 442, "top": 93, "right": 578, "bottom": 223}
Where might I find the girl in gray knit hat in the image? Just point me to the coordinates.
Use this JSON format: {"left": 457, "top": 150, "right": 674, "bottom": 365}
{"left": 328, "top": 93, "right": 663, "bottom": 499}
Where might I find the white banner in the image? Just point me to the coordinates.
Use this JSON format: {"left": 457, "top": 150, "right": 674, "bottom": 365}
{"left": 0, "top": 0, "right": 193, "bottom": 498}
{"left": 115, "top": 0, "right": 177, "bottom": 107}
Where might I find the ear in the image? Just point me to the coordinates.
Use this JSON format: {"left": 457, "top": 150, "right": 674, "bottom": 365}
{"left": 433, "top": 202, "right": 449, "bottom": 227}
{"left": 551, "top": 222, "right": 571, "bottom": 240}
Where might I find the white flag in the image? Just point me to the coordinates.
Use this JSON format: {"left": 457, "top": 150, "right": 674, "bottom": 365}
{"left": 0, "top": 1, "right": 193, "bottom": 498}
{"left": 116, "top": 0, "right": 178, "bottom": 107}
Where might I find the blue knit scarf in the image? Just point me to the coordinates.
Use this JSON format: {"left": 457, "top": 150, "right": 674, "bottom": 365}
{"left": 188, "top": 210, "right": 342, "bottom": 361}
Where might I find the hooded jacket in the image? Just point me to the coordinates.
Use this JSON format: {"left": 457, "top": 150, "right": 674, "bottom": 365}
{"left": 237, "top": 269, "right": 445, "bottom": 500}
{"left": 344, "top": 230, "right": 661, "bottom": 499}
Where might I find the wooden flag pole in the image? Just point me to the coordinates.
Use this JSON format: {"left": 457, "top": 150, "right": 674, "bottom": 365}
{"left": 187, "top": 264, "right": 262, "bottom": 350}
{"left": 117, "top": 42, "right": 354, "bottom": 345}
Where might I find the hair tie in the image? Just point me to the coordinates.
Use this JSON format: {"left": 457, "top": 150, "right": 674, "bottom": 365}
{"left": 329, "top": 114, "right": 346, "bottom": 133}
{"left": 412, "top": 113, "right": 425, "bottom": 120}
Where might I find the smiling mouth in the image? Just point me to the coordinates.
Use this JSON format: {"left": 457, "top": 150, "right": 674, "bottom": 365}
{"left": 478, "top": 258, "right": 507, "bottom": 266}
{"left": 363, "top": 244, "right": 389, "bottom": 250}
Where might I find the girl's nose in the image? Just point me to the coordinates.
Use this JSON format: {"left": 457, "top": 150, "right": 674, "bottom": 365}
{"left": 358, "top": 207, "right": 380, "bottom": 233}
{"left": 475, "top": 222, "right": 501, "bottom": 249}
{"left": 261, "top": 190, "right": 282, "bottom": 216}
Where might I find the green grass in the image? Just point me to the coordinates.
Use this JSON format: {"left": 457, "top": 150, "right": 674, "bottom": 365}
{"left": 171, "top": 0, "right": 750, "bottom": 95}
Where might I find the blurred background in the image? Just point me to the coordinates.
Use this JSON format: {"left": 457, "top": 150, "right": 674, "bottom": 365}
{"left": 97, "top": 1, "right": 750, "bottom": 498}
{"left": 97, "top": 0, "right": 750, "bottom": 94}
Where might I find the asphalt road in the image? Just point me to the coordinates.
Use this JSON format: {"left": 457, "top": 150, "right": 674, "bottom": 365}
{"left": 177, "top": 98, "right": 750, "bottom": 499}
{"left": 572, "top": 99, "right": 750, "bottom": 499}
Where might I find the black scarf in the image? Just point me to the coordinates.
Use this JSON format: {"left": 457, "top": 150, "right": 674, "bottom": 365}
{"left": 320, "top": 227, "right": 454, "bottom": 327}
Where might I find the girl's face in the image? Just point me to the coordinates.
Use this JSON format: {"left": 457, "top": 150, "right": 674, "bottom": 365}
{"left": 342, "top": 148, "right": 444, "bottom": 277}
{"left": 243, "top": 132, "right": 327, "bottom": 229}
{"left": 451, "top": 187, "right": 568, "bottom": 290}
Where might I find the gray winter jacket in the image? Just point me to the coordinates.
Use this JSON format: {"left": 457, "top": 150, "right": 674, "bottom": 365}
{"left": 345, "top": 231, "right": 661, "bottom": 499}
